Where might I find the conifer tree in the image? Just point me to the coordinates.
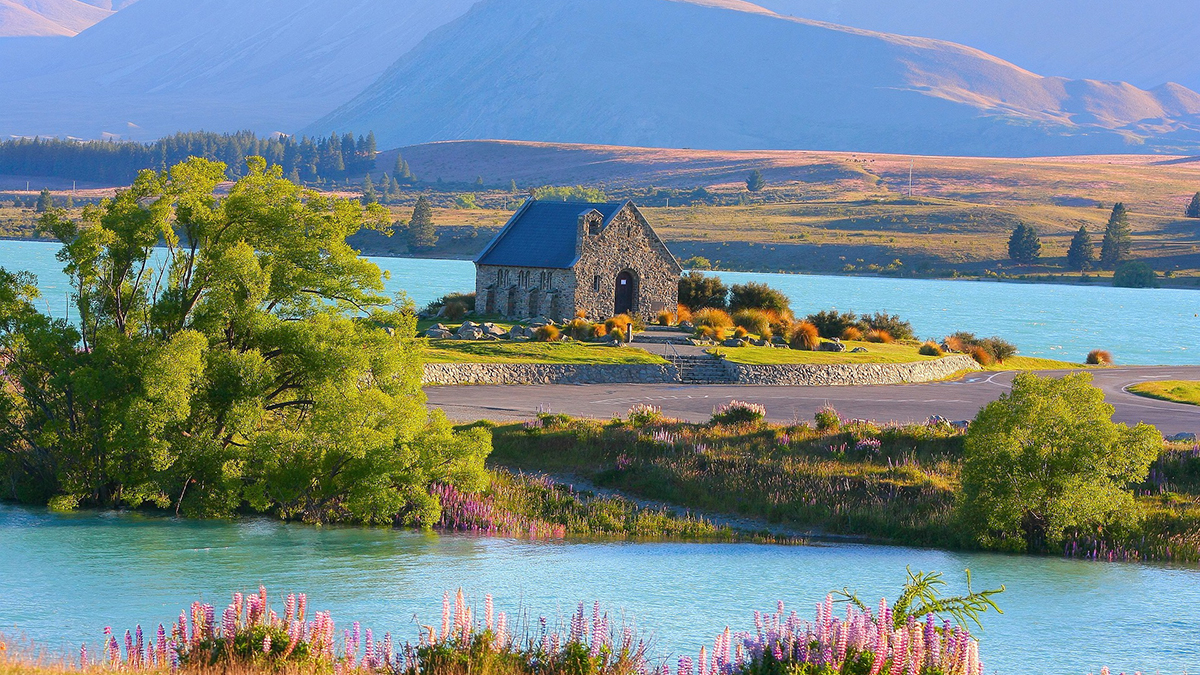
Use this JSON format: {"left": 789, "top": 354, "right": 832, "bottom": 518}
{"left": 746, "top": 169, "right": 766, "bottom": 192}
{"left": 1066, "top": 225, "right": 1095, "bottom": 271}
{"left": 406, "top": 195, "right": 438, "bottom": 252}
{"left": 360, "top": 175, "right": 377, "bottom": 205}
{"left": 1007, "top": 223, "right": 1041, "bottom": 263}
{"left": 1186, "top": 192, "right": 1200, "bottom": 219}
{"left": 510, "top": 179, "right": 519, "bottom": 193}
{"left": 35, "top": 188, "right": 52, "bottom": 213}
{"left": 1100, "top": 202, "right": 1133, "bottom": 268}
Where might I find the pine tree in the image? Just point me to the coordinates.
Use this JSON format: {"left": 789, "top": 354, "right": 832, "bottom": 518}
{"left": 360, "top": 175, "right": 377, "bottom": 205}
{"left": 1066, "top": 225, "right": 1095, "bottom": 271}
{"left": 406, "top": 195, "right": 438, "bottom": 251}
{"left": 35, "top": 188, "right": 52, "bottom": 213}
{"left": 509, "top": 179, "right": 519, "bottom": 193}
{"left": 746, "top": 169, "right": 766, "bottom": 192}
{"left": 1007, "top": 223, "right": 1041, "bottom": 263}
{"left": 1186, "top": 192, "right": 1200, "bottom": 219}
{"left": 388, "top": 176, "right": 401, "bottom": 203}
{"left": 64, "top": 194, "right": 74, "bottom": 209}
{"left": 475, "top": 175, "right": 484, "bottom": 187}
{"left": 1100, "top": 202, "right": 1133, "bottom": 268}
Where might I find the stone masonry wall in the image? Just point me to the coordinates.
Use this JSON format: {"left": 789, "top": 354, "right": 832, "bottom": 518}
{"left": 572, "top": 205, "right": 680, "bottom": 321}
{"left": 423, "top": 362, "right": 680, "bottom": 385}
{"left": 722, "top": 354, "right": 980, "bottom": 386}
{"left": 475, "top": 264, "right": 577, "bottom": 320}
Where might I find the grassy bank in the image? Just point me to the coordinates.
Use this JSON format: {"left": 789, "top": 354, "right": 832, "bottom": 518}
{"left": 422, "top": 340, "right": 666, "bottom": 365}
{"left": 1129, "top": 380, "right": 1200, "bottom": 406}
{"left": 487, "top": 413, "right": 1200, "bottom": 561}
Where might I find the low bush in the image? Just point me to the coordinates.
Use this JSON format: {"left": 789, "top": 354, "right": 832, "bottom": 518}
{"left": 732, "top": 309, "right": 772, "bottom": 337}
{"left": 788, "top": 321, "right": 821, "bottom": 351}
{"left": 865, "top": 329, "right": 894, "bottom": 344}
{"left": 605, "top": 314, "right": 636, "bottom": 341}
{"left": 859, "top": 312, "right": 915, "bottom": 341}
{"left": 733, "top": 326, "right": 749, "bottom": 339}
{"left": 710, "top": 400, "right": 767, "bottom": 425}
{"left": 1113, "top": 261, "right": 1160, "bottom": 288}
{"left": 969, "top": 346, "right": 994, "bottom": 366}
{"left": 841, "top": 326, "right": 863, "bottom": 341}
{"left": 729, "top": 282, "right": 791, "bottom": 315}
{"left": 678, "top": 271, "right": 728, "bottom": 311}
{"left": 806, "top": 309, "right": 858, "bottom": 339}
{"left": 675, "top": 304, "right": 693, "bottom": 323}
{"left": 1087, "top": 349, "right": 1114, "bottom": 365}
{"left": 656, "top": 310, "right": 675, "bottom": 326}
{"left": 424, "top": 292, "right": 477, "bottom": 319}
{"left": 919, "top": 341, "right": 945, "bottom": 357}
{"left": 627, "top": 403, "right": 664, "bottom": 427}
{"left": 814, "top": 405, "right": 841, "bottom": 431}
{"left": 533, "top": 325, "right": 560, "bottom": 342}
{"left": 948, "top": 332, "right": 1017, "bottom": 363}
{"left": 692, "top": 308, "right": 734, "bottom": 331}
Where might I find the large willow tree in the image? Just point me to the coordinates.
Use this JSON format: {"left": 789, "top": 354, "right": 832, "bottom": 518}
{"left": 0, "top": 157, "right": 489, "bottom": 523}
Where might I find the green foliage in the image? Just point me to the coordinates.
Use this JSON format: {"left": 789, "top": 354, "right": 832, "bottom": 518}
{"left": 957, "top": 373, "right": 1161, "bottom": 552}
{"left": 1100, "top": 202, "right": 1133, "bottom": 268}
{"left": 945, "top": 332, "right": 1017, "bottom": 363}
{"left": 729, "top": 282, "right": 791, "bottom": 315}
{"left": 424, "top": 292, "right": 477, "bottom": 318}
{"left": 0, "top": 157, "right": 490, "bottom": 523}
{"left": 407, "top": 195, "right": 438, "bottom": 252}
{"left": 814, "top": 405, "right": 841, "bottom": 431}
{"left": 456, "top": 193, "right": 479, "bottom": 209}
{"left": 34, "top": 188, "right": 52, "bottom": 213}
{"left": 1006, "top": 222, "right": 1041, "bottom": 263}
{"left": 746, "top": 169, "right": 766, "bottom": 193}
{"left": 681, "top": 255, "right": 712, "bottom": 270}
{"left": 806, "top": 309, "right": 858, "bottom": 339}
{"left": 919, "top": 341, "right": 944, "bottom": 357}
{"left": 732, "top": 309, "right": 772, "bottom": 337}
{"left": 360, "top": 174, "right": 377, "bottom": 205}
{"left": 1066, "top": 225, "right": 1095, "bottom": 271}
{"left": 1186, "top": 192, "right": 1200, "bottom": 219}
{"left": 678, "top": 271, "right": 728, "bottom": 311}
{"left": 835, "top": 567, "right": 1003, "bottom": 631}
{"left": 532, "top": 185, "right": 607, "bottom": 202}
{"left": 858, "top": 312, "right": 914, "bottom": 341}
{"left": 1112, "top": 260, "right": 1159, "bottom": 288}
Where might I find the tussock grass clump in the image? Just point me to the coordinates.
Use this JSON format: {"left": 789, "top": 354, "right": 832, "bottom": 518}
{"left": 675, "top": 304, "right": 693, "bottom": 323}
{"left": 533, "top": 325, "right": 560, "bottom": 342}
{"left": 710, "top": 400, "right": 767, "bottom": 426}
{"left": 919, "top": 341, "right": 944, "bottom": 357}
{"left": 788, "top": 321, "right": 821, "bottom": 351}
{"left": 841, "top": 326, "right": 863, "bottom": 341}
{"left": 1087, "top": 349, "right": 1113, "bottom": 365}
{"left": 733, "top": 326, "right": 749, "bottom": 339}
{"left": 864, "top": 329, "right": 894, "bottom": 344}
{"left": 605, "top": 314, "right": 636, "bottom": 341}
{"left": 969, "top": 346, "right": 994, "bottom": 366}
{"left": 732, "top": 309, "right": 772, "bottom": 338}
{"left": 564, "top": 318, "right": 597, "bottom": 341}
{"left": 655, "top": 311, "right": 675, "bottom": 326}
{"left": 691, "top": 308, "right": 733, "bottom": 331}
{"left": 947, "top": 332, "right": 1017, "bottom": 363}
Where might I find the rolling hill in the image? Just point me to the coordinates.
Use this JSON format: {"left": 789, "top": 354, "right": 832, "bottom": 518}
{"left": 0, "top": 0, "right": 110, "bottom": 36}
{"left": 308, "top": 0, "right": 1200, "bottom": 157}
{"left": 0, "top": 0, "right": 478, "bottom": 140}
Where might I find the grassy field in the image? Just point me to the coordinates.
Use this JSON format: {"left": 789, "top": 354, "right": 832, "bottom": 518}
{"left": 709, "top": 340, "right": 939, "bottom": 365}
{"left": 1129, "top": 380, "right": 1200, "bottom": 406}
{"left": 421, "top": 339, "right": 667, "bottom": 364}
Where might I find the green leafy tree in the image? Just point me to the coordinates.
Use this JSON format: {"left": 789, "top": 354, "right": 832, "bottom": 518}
{"left": 1112, "top": 260, "right": 1159, "bottom": 288}
{"left": 1185, "top": 192, "right": 1200, "bottom": 219}
{"left": 0, "top": 157, "right": 489, "bottom": 522}
{"left": 746, "top": 169, "right": 766, "bottom": 192}
{"left": 406, "top": 195, "right": 438, "bottom": 252}
{"left": 360, "top": 174, "right": 377, "bottom": 205}
{"left": 1100, "top": 202, "right": 1133, "bottom": 268}
{"left": 35, "top": 188, "right": 52, "bottom": 213}
{"left": 681, "top": 256, "right": 712, "bottom": 270}
{"left": 677, "top": 271, "right": 728, "bottom": 311}
{"left": 1065, "top": 225, "right": 1095, "bottom": 271}
{"left": 1006, "top": 223, "right": 1041, "bottom": 263}
{"left": 455, "top": 193, "right": 478, "bottom": 209}
{"left": 729, "top": 281, "right": 791, "bottom": 315}
{"left": 957, "top": 373, "right": 1160, "bottom": 553}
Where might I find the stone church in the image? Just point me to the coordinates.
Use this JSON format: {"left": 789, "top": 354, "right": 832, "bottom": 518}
{"left": 474, "top": 199, "right": 681, "bottom": 321}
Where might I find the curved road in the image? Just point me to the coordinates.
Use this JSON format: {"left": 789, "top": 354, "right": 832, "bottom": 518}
{"left": 426, "top": 366, "right": 1200, "bottom": 435}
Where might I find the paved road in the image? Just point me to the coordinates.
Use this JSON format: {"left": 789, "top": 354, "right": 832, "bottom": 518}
{"left": 426, "top": 366, "right": 1200, "bottom": 435}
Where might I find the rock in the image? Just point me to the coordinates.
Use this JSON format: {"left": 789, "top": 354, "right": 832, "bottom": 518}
{"left": 851, "top": 347, "right": 868, "bottom": 353}
{"left": 940, "top": 342, "right": 957, "bottom": 354}
{"left": 751, "top": 338, "right": 768, "bottom": 347}
{"left": 772, "top": 343, "right": 790, "bottom": 349}
{"left": 819, "top": 338, "right": 846, "bottom": 352}
{"left": 457, "top": 327, "right": 485, "bottom": 340}
{"left": 455, "top": 321, "right": 479, "bottom": 335}
{"left": 528, "top": 316, "right": 552, "bottom": 327}
{"left": 1168, "top": 432, "right": 1198, "bottom": 443}
{"left": 481, "top": 322, "right": 507, "bottom": 338}
{"left": 679, "top": 321, "right": 695, "bottom": 332}
{"left": 722, "top": 338, "right": 747, "bottom": 348}
{"left": 424, "top": 328, "right": 453, "bottom": 339}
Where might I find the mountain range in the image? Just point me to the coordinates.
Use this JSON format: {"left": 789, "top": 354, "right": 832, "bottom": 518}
{"left": 2, "top": 0, "right": 1200, "bottom": 157}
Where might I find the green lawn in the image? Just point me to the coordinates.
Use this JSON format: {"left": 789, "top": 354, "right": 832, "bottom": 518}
{"left": 1129, "top": 381, "right": 1200, "bottom": 406}
{"left": 983, "top": 356, "right": 1094, "bottom": 371}
{"left": 709, "top": 340, "right": 940, "bottom": 365}
{"left": 422, "top": 339, "right": 667, "bottom": 364}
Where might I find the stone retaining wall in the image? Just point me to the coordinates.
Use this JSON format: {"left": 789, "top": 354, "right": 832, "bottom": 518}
{"left": 722, "top": 354, "right": 980, "bottom": 386}
{"left": 423, "top": 362, "right": 680, "bottom": 385}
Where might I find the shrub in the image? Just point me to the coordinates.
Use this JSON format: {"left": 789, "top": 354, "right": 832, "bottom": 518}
{"left": 590, "top": 322, "right": 608, "bottom": 339}
{"left": 788, "top": 321, "right": 821, "bottom": 351}
{"left": 605, "top": 314, "right": 636, "bottom": 341}
{"left": 729, "top": 282, "right": 791, "bottom": 315}
{"left": 919, "top": 341, "right": 944, "bottom": 357}
{"left": 1087, "top": 349, "right": 1113, "bottom": 365}
{"left": 968, "top": 346, "right": 994, "bottom": 366}
{"left": 1113, "top": 261, "right": 1160, "bottom": 288}
{"left": 733, "top": 326, "right": 749, "bottom": 339}
{"left": 424, "top": 291, "right": 477, "bottom": 318}
{"left": 564, "top": 318, "right": 596, "bottom": 341}
{"left": 678, "top": 271, "right": 728, "bottom": 311}
{"left": 814, "top": 405, "right": 841, "bottom": 431}
{"left": 944, "top": 334, "right": 969, "bottom": 353}
{"left": 533, "top": 325, "right": 560, "bottom": 342}
{"left": 806, "top": 309, "right": 858, "bottom": 339}
{"left": 947, "top": 332, "right": 1017, "bottom": 363}
{"left": 656, "top": 310, "right": 675, "bottom": 326}
{"left": 676, "top": 304, "right": 693, "bottom": 323}
{"left": 732, "top": 309, "right": 772, "bottom": 337}
{"left": 841, "top": 326, "right": 863, "bottom": 341}
{"left": 627, "top": 403, "right": 664, "bottom": 427}
{"left": 864, "top": 329, "right": 894, "bottom": 344}
{"left": 711, "top": 400, "right": 767, "bottom": 425}
{"left": 979, "top": 337, "right": 1018, "bottom": 362}
{"left": 693, "top": 307, "right": 734, "bottom": 331}
{"left": 859, "top": 312, "right": 914, "bottom": 340}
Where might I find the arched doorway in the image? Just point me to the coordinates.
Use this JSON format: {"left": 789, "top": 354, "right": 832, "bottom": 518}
{"left": 614, "top": 270, "right": 636, "bottom": 316}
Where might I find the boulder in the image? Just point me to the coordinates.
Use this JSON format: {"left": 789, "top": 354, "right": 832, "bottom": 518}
{"left": 1168, "top": 432, "right": 1198, "bottom": 443}
{"left": 507, "top": 325, "right": 531, "bottom": 340}
{"left": 850, "top": 347, "right": 868, "bottom": 353}
{"left": 424, "top": 328, "right": 453, "bottom": 339}
{"left": 722, "top": 338, "right": 747, "bottom": 348}
{"left": 751, "top": 338, "right": 769, "bottom": 347}
{"left": 481, "top": 322, "right": 507, "bottom": 338}
{"left": 455, "top": 321, "right": 479, "bottom": 335}
{"left": 528, "top": 316, "right": 553, "bottom": 327}
{"left": 456, "top": 327, "right": 485, "bottom": 341}
{"left": 679, "top": 321, "right": 695, "bottom": 332}
{"left": 819, "top": 338, "right": 846, "bottom": 352}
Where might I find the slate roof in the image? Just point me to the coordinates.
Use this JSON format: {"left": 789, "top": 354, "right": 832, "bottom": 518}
{"left": 474, "top": 200, "right": 627, "bottom": 269}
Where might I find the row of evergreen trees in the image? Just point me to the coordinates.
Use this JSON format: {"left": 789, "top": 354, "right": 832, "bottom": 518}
{"left": 1007, "top": 203, "right": 1138, "bottom": 271}
{"left": 0, "top": 131, "right": 388, "bottom": 185}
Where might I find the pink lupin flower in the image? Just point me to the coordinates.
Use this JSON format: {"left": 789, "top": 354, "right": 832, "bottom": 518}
{"left": 485, "top": 595, "right": 494, "bottom": 632}
{"left": 262, "top": 634, "right": 272, "bottom": 654}
{"left": 79, "top": 644, "right": 88, "bottom": 669}
{"left": 441, "top": 591, "right": 451, "bottom": 643}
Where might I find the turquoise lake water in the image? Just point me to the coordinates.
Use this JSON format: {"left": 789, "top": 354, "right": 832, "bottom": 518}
{"left": 2, "top": 239, "right": 1197, "bottom": 365}
{"left": 1, "top": 504, "right": 1198, "bottom": 675}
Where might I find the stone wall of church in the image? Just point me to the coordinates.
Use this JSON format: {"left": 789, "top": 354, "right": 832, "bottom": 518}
{"left": 572, "top": 207, "right": 679, "bottom": 321}
{"left": 475, "top": 264, "right": 578, "bottom": 320}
